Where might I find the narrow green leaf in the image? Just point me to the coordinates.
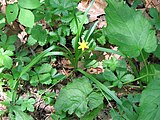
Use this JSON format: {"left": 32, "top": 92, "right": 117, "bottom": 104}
{"left": 95, "top": 46, "right": 125, "bottom": 57}
{"left": 19, "top": 45, "right": 56, "bottom": 77}
{"left": 77, "top": 69, "right": 122, "bottom": 106}
{"left": 18, "top": 8, "right": 34, "bottom": 28}
{"left": 85, "top": 21, "right": 99, "bottom": 42}
{"left": 44, "top": 52, "right": 65, "bottom": 56}
{"left": 74, "top": 0, "right": 95, "bottom": 68}
{"left": 6, "top": 4, "right": 19, "bottom": 23}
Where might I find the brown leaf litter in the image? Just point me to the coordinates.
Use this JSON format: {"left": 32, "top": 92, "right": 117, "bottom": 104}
{"left": 77, "top": 0, "right": 107, "bottom": 28}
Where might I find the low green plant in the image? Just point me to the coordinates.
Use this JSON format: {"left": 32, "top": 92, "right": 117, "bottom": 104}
{"left": 1, "top": 0, "right": 160, "bottom": 119}
{"left": 0, "top": 48, "right": 13, "bottom": 70}
{"left": 6, "top": 0, "right": 40, "bottom": 27}
{"left": 149, "top": 7, "right": 160, "bottom": 30}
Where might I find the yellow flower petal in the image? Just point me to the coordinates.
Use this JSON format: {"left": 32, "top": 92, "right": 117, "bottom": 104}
{"left": 78, "top": 40, "right": 89, "bottom": 51}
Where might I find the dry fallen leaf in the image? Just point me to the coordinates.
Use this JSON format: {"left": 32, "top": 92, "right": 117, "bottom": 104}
{"left": 0, "top": 91, "right": 7, "bottom": 112}
{"left": 145, "top": 0, "right": 160, "bottom": 12}
{"left": 18, "top": 30, "right": 27, "bottom": 43}
{"left": 77, "top": 0, "right": 107, "bottom": 28}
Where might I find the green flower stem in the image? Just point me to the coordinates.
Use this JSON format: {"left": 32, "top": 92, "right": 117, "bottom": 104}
{"left": 74, "top": 0, "right": 95, "bottom": 69}
{"left": 59, "top": 44, "right": 74, "bottom": 59}
{"left": 108, "top": 74, "right": 155, "bottom": 88}
{"left": 141, "top": 51, "right": 149, "bottom": 82}
{"left": 126, "top": 57, "right": 139, "bottom": 77}
{"left": 123, "top": 74, "right": 154, "bottom": 85}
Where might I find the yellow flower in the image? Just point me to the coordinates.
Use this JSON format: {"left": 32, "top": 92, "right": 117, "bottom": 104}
{"left": 78, "top": 40, "right": 89, "bottom": 51}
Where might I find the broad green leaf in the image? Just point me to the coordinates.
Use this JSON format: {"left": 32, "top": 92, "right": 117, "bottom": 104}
{"left": 54, "top": 77, "right": 103, "bottom": 117}
{"left": 58, "top": 25, "right": 70, "bottom": 36}
{"left": 132, "top": 0, "right": 143, "bottom": 9}
{"left": 30, "top": 75, "right": 38, "bottom": 86}
{"left": 105, "top": 0, "right": 157, "bottom": 57}
{"left": 55, "top": 77, "right": 92, "bottom": 117}
{"left": 110, "top": 109, "right": 125, "bottom": 120}
{"left": 31, "top": 25, "right": 47, "bottom": 45}
{"left": 116, "top": 68, "right": 127, "bottom": 80}
{"left": 12, "top": 67, "right": 21, "bottom": 79}
{"left": 140, "top": 64, "right": 160, "bottom": 83}
{"left": 103, "top": 68, "right": 117, "bottom": 81}
{"left": 3, "top": 55, "right": 13, "bottom": 69}
{"left": 0, "top": 68, "right": 4, "bottom": 73}
{"left": 0, "top": 34, "right": 13, "bottom": 50}
{"left": 50, "top": 114, "right": 61, "bottom": 120}
{"left": 88, "top": 92, "right": 103, "bottom": 110}
{"left": 8, "top": 79, "right": 17, "bottom": 90}
{"left": 154, "top": 44, "right": 160, "bottom": 59}
{"left": 81, "top": 105, "right": 103, "bottom": 120}
{"left": 21, "top": 73, "right": 29, "bottom": 81}
{"left": 97, "top": 35, "right": 106, "bottom": 45}
{"left": 50, "top": 0, "right": 76, "bottom": 16}
{"left": 39, "top": 73, "right": 52, "bottom": 84}
{"left": 27, "top": 35, "right": 37, "bottom": 46}
{"left": 21, "top": 98, "right": 36, "bottom": 112}
{"left": 1, "top": 34, "right": 7, "bottom": 42}
{"left": 117, "top": 59, "right": 127, "bottom": 69}
{"left": 121, "top": 74, "right": 134, "bottom": 83}
{"left": 77, "top": 69, "right": 123, "bottom": 106}
{"left": 59, "top": 36, "right": 66, "bottom": 46}
{"left": 36, "top": 63, "right": 52, "bottom": 74}
{"left": 102, "top": 57, "right": 118, "bottom": 71}
{"left": 51, "top": 68, "right": 57, "bottom": 77}
{"left": 0, "top": 110, "right": 5, "bottom": 117}
{"left": 18, "top": 8, "right": 34, "bottom": 28}
{"left": 43, "top": 92, "right": 56, "bottom": 104}
{"left": 12, "top": 106, "right": 34, "bottom": 120}
{"left": 138, "top": 77, "right": 160, "bottom": 120}
{"left": 18, "top": 0, "right": 40, "bottom": 9}
{"left": 0, "top": 14, "right": 5, "bottom": 29}
{"left": 4, "top": 50, "right": 13, "bottom": 56}
{"left": 7, "top": 35, "right": 18, "bottom": 51}
{"left": 149, "top": 8, "right": 158, "bottom": 18}
{"left": 6, "top": 4, "right": 19, "bottom": 23}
